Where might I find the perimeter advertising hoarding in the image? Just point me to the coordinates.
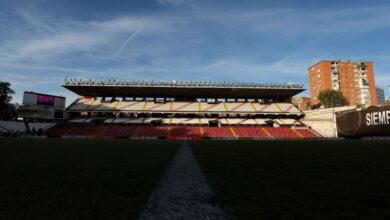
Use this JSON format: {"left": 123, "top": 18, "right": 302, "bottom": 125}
{"left": 336, "top": 106, "right": 390, "bottom": 137}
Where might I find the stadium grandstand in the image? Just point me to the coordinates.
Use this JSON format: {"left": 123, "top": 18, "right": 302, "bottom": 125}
{"left": 47, "top": 79, "right": 320, "bottom": 139}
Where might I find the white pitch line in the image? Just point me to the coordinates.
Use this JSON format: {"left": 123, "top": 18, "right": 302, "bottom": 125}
{"left": 139, "top": 141, "right": 228, "bottom": 220}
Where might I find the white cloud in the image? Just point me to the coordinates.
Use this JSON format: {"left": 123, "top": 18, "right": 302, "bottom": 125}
{"left": 157, "top": 0, "right": 185, "bottom": 7}
{"left": 18, "top": 33, "right": 102, "bottom": 56}
{"left": 87, "top": 16, "right": 167, "bottom": 33}
{"left": 3, "top": 14, "right": 172, "bottom": 60}
{"left": 5, "top": 5, "right": 390, "bottom": 61}
{"left": 18, "top": 9, "right": 58, "bottom": 35}
{"left": 0, "top": 62, "right": 93, "bottom": 74}
{"left": 190, "top": 6, "right": 390, "bottom": 36}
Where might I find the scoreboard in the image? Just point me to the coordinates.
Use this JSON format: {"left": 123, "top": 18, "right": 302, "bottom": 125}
{"left": 23, "top": 92, "right": 66, "bottom": 108}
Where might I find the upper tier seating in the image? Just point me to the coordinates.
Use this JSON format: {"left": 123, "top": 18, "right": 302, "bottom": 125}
{"left": 220, "top": 118, "right": 263, "bottom": 125}
{"left": 169, "top": 118, "right": 209, "bottom": 125}
{"left": 67, "top": 99, "right": 302, "bottom": 115}
{"left": 274, "top": 119, "right": 299, "bottom": 125}
{"left": 99, "top": 117, "right": 299, "bottom": 126}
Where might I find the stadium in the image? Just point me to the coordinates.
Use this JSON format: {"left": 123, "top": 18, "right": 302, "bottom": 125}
{"left": 1, "top": 78, "right": 390, "bottom": 219}
{"left": 3, "top": 78, "right": 388, "bottom": 139}
{"left": 45, "top": 79, "right": 319, "bottom": 139}
{"left": 1, "top": 0, "right": 390, "bottom": 218}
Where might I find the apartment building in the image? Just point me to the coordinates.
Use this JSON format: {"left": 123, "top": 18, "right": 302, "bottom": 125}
{"left": 376, "top": 87, "right": 385, "bottom": 105}
{"left": 292, "top": 97, "right": 311, "bottom": 111}
{"left": 308, "top": 59, "right": 377, "bottom": 107}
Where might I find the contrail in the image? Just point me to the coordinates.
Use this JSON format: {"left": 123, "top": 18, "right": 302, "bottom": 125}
{"left": 116, "top": 26, "right": 145, "bottom": 54}
{"left": 116, "top": 4, "right": 165, "bottom": 55}
{"left": 144, "top": 31, "right": 168, "bottom": 52}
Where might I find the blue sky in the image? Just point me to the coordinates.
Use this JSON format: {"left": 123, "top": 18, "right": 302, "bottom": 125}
{"left": 1, "top": 0, "right": 390, "bottom": 105}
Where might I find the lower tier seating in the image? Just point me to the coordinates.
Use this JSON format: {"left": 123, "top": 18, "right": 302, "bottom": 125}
{"left": 264, "top": 127, "right": 300, "bottom": 138}
{"left": 47, "top": 125, "right": 319, "bottom": 139}
{"left": 233, "top": 126, "right": 269, "bottom": 138}
{"left": 295, "top": 128, "right": 319, "bottom": 138}
{"left": 202, "top": 127, "right": 234, "bottom": 138}
{"left": 170, "top": 126, "right": 202, "bottom": 138}
{"left": 137, "top": 126, "right": 168, "bottom": 138}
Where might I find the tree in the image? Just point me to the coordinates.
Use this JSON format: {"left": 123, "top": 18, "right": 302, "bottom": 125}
{"left": 0, "top": 81, "right": 16, "bottom": 120}
{"left": 318, "top": 89, "right": 348, "bottom": 108}
{"left": 310, "top": 102, "right": 322, "bottom": 110}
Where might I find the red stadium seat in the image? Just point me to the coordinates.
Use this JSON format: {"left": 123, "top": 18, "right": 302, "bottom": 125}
{"left": 202, "top": 127, "right": 233, "bottom": 138}
{"left": 295, "top": 128, "right": 319, "bottom": 138}
{"left": 264, "top": 127, "right": 300, "bottom": 139}
{"left": 136, "top": 126, "right": 168, "bottom": 138}
{"left": 102, "top": 125, "right": 138, "bottom": 138}
{"left": 169, "top": 126, "right": 201, "bottom": 139}
{"left": 233, "top": 126, "right": 269, "bottom": 138}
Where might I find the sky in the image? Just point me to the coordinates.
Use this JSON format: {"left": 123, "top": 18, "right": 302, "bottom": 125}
{"left": 1, "top": 0, "right": 390, "bottom": 105}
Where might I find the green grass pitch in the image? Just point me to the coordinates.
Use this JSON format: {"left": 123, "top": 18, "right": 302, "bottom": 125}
{"left": 1, "top": 139, "right": 390, "bottom": 219}
{"left": 0, "top": 139, "right": 180, "bottom": 219}
{"left": 190, "top": 140, "right": 390, "bottom": 220}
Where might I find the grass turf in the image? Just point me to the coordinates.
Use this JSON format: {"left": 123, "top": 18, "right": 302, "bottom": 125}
{"left": 190, "top": 140, "right": 390, "bottom": 220}
{"left": 0, "top": 138, "right": 180, "bottom": 220}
